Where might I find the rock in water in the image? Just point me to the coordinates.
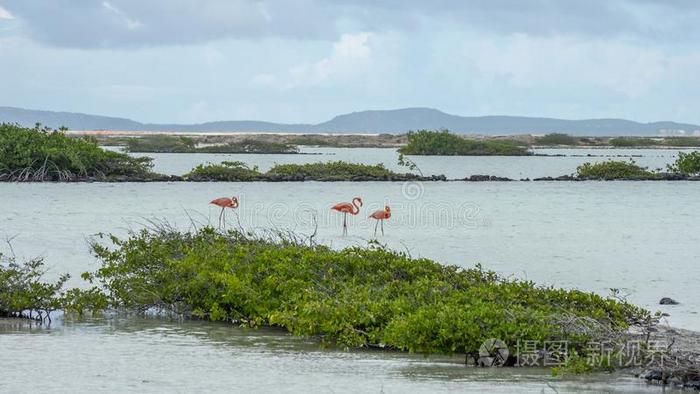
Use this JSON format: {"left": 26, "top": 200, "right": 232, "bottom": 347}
{"left": 659, "top": 297, "right": 679, "bottom": 305}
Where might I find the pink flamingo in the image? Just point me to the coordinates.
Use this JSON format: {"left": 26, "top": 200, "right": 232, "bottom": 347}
{"left": 331, "top": 197, "right": 363, "bottom": 235}
{"left": 369, "top": 205, "right": 391, "bottom": 236}
{"left": 210, "top": 197, "right": 238, "bottom": 228}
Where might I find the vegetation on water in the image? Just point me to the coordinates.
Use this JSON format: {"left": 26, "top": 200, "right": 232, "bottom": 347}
{"left": 668, "top": 151, "right": 700, "bottom": 176}
{"left": 398, "top": 129, "right": 531, "bottom": 156}
{"left": 576, "top": 160, "right": 661, "bottom": 180}
{"left": 663, "top": 137, "right": 700, "bottom": 147}
{"left": 0, "top": 123, "right": 156, "bottom": 181}
{"left": 126, "top": 135, "right": 299, "bottom": 154}
{"left": 184, "top": 161, "right": 262, "bottom": 181}
{"left": 535, "top": 133, "right": 578, "bottom": 146}
{"left": 0, "top": 252, "right": 68, "bottom": 322}
{"left": 126, "top": 135, "right": 197, "bottom": 153}
{"left": 608, "top": 137, "right": 700, "bottom": 148}
{"left": 608, "top": 137, "right": 659, "bottom": 147}
{"left": 266, "top": 161, "right": 396, "bottom": 180}
{"left": 70, "top": 227, "right": 650, "bottom": 360}
{"left": 184, "top": 160, "right": 426, "bottom": 181}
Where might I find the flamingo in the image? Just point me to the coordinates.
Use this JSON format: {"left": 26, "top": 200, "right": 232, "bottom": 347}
{"left": 210, "top": 197, "right": 238, "bottom": 228}
{"left": 331, "top": 197, "right": 363, "bottom": 235}
{"left": 369, "top": 205, "right": 391, "bottom": 236}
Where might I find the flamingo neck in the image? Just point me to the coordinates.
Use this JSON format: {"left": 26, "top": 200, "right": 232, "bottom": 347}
{"left": 352, "top": 198, "right": 361, "bottom": 214}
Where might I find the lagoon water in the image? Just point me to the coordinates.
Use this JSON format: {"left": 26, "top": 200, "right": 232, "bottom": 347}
{"left": 1, "top": 148, "right": 698, "bottom": 392}
{"left": 128, "top": 146, "right": 684, "bottom": 179}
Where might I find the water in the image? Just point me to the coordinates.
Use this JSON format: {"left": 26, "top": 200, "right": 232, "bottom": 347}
{"left": 0, "top": 318, "right": 671, "bottom": 393}
{"left": 123, "top": 146, "right": 685, "bottom": 179}
{"left": 1, "top": 148, "right": 698, "bottom": 392}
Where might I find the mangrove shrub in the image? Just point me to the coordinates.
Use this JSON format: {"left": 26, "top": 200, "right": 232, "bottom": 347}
{"left": 0, "top": 123, "right": 155, "bottom": 181}
{"left": 399, "top": 130, "right": 530, "bottom": 156}
{"left": 576, "top": 160, "right": 660, "bottom": 180}
{"left": 184, "top": 161, "right": 262, "bottom": 181}
{"left": 78, "top": 228, "right": 650, "bottom": 357}
{"left": 0, "top": 253, "right": 68, "bottom": 321}
{"left": 668, "top": 151, "right": 700, "bottom": 176}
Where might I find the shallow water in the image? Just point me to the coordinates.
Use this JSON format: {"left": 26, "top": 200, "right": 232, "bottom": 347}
{"left": 124, "top": 146, "right": 684, "bottom": 179}
{"left": 1, "top": 148, "right": 698, "bottom": 392}
{"left": 0, "top": 317, "right": 675, "bottom": 393}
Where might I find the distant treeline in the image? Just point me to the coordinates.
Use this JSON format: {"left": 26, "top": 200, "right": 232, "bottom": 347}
{"left": 535, "top": 133, "right": 700, "bottom": 147}
{"left": 126, "top": 135, "right": 299, "bottom": 154}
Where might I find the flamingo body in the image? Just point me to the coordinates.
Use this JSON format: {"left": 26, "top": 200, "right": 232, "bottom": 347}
{"left": 210, "top": 196, "right": 238, "bottom": 228}
{"left": 369, "top": 206, "right": 391, "bottom": 236}
{"left": 331, "top": 197, "right": 362, "bottom": 235}
{"left": 211, "top": 197, "right": 238, "bottom": 209}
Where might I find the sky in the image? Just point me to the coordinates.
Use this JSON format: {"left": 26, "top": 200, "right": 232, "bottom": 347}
{"left": 1, "top": 0, "right": 699, "bottom": 125}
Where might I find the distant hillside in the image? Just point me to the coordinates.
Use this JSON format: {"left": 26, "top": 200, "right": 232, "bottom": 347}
{"left": 1, "top": 106, "right": 698, "bottom": 136}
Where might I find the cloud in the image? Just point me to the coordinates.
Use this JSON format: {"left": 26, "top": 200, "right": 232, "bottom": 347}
{"left": 286, "top": 32, "right": 374, "bottom": 88}
{"left": 0, "top": 5, "right": 12, "bottom": 19}
{"left": 2, "top": 1, "right": 700, "bottom": 48}
{"left": 1, "top": 0, "right": 336, "bottom": 48}
{"left": 101, "top": 1, "right": 143, "bottom": 31}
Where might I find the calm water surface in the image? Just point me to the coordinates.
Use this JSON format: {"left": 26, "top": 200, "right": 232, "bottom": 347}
{"left": 1, "top": 148, "right": 697, "bottom": 392}
{"left": 125, "top": 146, "right": 684, "bottom": 179}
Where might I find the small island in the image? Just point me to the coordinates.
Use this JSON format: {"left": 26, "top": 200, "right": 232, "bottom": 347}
{"left": 125, "top": 135, "right": 300, "bottom": 154}
{"left": 184, "top": 160, "right": 446, "bottom": 182}
{"left": 398, "top": 129, "right": 531, "bottom": 156}
{"left": 6, "top": 226, "right": 665, "bottom": 375}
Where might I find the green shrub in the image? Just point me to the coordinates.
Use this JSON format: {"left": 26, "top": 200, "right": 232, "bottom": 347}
{"left": 0, "top": 123, "right": 155, "bottom": 181}
{"left": 608, "top": 137, "right": 660, "bottom": 147}
{"left": 536, "top": 133, "right": 577, "bottom": 146}
{"left": 0, "top": 253, "right": 68, "bottom": 321}
{"left": 399, "top": 129, "right": 530, "bottom": 156}
{"left": 576, "top": 160, "right": 660, "bottom": 180}
{"left": 183, "top": 161, "right": 262, "bottom": 181}
{"left": 668, "top": 151, "right": 700, "bottom": 175}
{"left": 266, "top": 161, "right": 395, "bottom": 179}
{"left": 197, "top": 140, "right": 299, "bottom": 154}
{"left": 663, "top": 137, "right": 700, "bottom": 147}
{"left": 78, "top": 228, "right": 649, "bottom": 356}
{"left": 126, "top": 136, "right": 196, "bottom": 153}
{"left": 125, "top": 136, "right": 299, "bottom": 154}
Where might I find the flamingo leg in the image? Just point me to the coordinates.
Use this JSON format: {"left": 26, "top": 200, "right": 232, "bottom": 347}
{"left": 218, "top": 207, "right": 224, "bottom": 229}
{"left": 381, "top": 219, "right": 384, "bottom": 235}
{"left": 223, "top": 208, "right": 227, "bottom": 229}
{"left": 374, "top": 220, "right": 378, "bottom": 237}
{"left": 343, "top": 212, "right": 347, "bottom": 235}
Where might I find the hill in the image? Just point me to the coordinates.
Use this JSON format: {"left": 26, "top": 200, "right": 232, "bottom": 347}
{"left": 1, "top": 106, "right": 698, "bottom": 136}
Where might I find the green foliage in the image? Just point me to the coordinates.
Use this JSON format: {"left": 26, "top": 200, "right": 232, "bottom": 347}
{"left": 197, "top": 140, "right": 299, "bottom": 154}
{"left": 662, "top": 137, "right": 700, "bottom": 147}
{"left": 0, "top": 123, "right": 155, "bottom": 181}
{"left": 80, "top": 228, "right": 649, "bottom": 356}
{"left": 126, "top": 136, "right": 196, "bottom": 153}
{"left": 576, "top": 160, "right": 660, "bottom": 180}
{"left": 184, "top": 161, "right": 262, "bottom": 181}
{"left": 266, "top": 161, "right": 395, "bottom": 179}
{"left": 536, "top": 133, "right": 577, "bottom": 146}
{"left": 398, "top": 129, "right": 530, "bottom": 156}
{"left": 126, "top": 136, "right": 299, "bottom": 154}
{"left": 667, "top": 151, "right": 700, "bottom": 175}
{"left": 397, "top": 153, "right": 423, "bottom": 176}
{"left": 608, "top": 137, "right": 660, "bottom": 147}
{"left": 606, "top": 137, "right": 700, "bottom": 148}
{"left": 0, "top": 252, "right": 68, "bottom": 321}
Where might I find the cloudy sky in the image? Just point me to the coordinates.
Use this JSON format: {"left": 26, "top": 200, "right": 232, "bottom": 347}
{"left": 1, "top": 1, "right": 699, "bottom": 124}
